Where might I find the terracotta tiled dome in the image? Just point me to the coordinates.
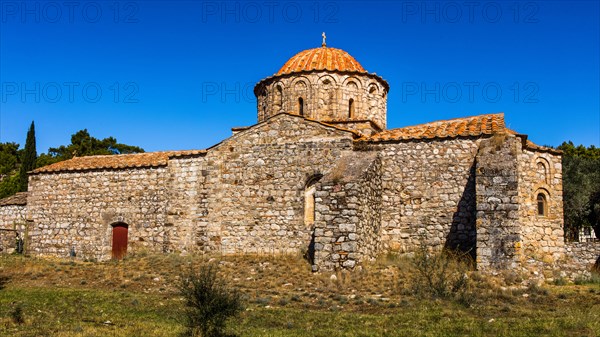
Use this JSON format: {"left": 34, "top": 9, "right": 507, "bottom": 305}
{"left": 276, "top": 47, "right": 366, "bottom": 76}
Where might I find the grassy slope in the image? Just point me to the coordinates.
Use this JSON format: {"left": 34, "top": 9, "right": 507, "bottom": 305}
{"left": 0, "top": 253, "right": 599, "bottom": 337}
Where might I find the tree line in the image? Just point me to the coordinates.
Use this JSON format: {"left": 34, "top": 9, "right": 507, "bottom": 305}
{"left": 0, "top": 122, "right": 144, "bottom": 199}
{"left": 0, "top": 122, "right": 598, "bottom": 241}
{"left": 557, "top": 141, "right": 600, "bottom": 240}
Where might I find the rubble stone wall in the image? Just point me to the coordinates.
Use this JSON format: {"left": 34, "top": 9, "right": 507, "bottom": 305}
{"left": 517, "top": 146, "right": 564, "bottom": 262}
{"left": 475, "top": 134, "right": 522, "bottom": 270}
{"left": 166, "top": 155, "right": 208, "bottom": 253}
{"left": 8, "top": 114, "right": 581, "bottom": 274}
{"left": 313, "top": 153, "right": 382, "bottom": 270}
{"left": 367, "top": 138, "right": 481, "bottom": 255}
{"left": 565, "top": 242, "right": 600, "bottom": 271}
{"left": 27, "top": 167, "right": 170, "bottom": 260}
{"left": 199, "top": 114, "right": 355, "bottom": 255}
{"left": 0, "top": 204, "right": 26, "bottom": 253}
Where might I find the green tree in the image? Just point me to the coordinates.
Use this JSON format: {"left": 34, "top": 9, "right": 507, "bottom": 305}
{"left": 0, "top": 174, "right": 20, "bottom": 199}
{"left": 18, "top": 122, "right": 37, "bottom": 192}
{"left": 558, "top": 141, "right": 600, "bottom": 240}
{"left": 40, "top": 129, "right": 144, "bottom": 165}
{"left": 1, "top": 126, "right": 145, "bottom": 200}
{"left": 0, "top": 142, "right": 21, "bottom": 199}
{"left": 0, "top": 142, "right": 19, "bottom": 177}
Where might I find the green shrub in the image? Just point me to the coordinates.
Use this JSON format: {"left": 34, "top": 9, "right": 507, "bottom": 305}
{"left": 552, "top": 277, "right": 568, "bottom": 286}
{"left": 179, "top": 264, "right": 243, "bottom": 337}
{"left": 408, "top": 245, "right": 472, "bottom": 302}
{"left": 11, "top": 303, "right": 25, "bottom": 324}
{"left": 0, "top": 274, "right": 9, "bottom": 290}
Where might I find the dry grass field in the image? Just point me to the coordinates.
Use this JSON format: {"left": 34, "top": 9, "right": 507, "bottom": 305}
{"left": 0, "top": 252, "right": 599, "bottom": 336}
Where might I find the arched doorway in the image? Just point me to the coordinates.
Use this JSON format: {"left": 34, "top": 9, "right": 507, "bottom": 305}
{"left": 111, "top": 223, "right": 129, "bottom": 259}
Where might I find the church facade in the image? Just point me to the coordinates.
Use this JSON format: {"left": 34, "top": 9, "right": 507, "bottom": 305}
{"left": 1, "top": 43, "right": 597, "bottom": 273}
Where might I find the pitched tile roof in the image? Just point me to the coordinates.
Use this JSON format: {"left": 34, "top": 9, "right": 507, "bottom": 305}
{"left": 31, "top": 150, "right": 206, "bottom": 174}
{"left": 255, "top": 46, "right": 389, "bottom": 95}
{"left": 506, "top": 129, "right": 562, "bottom": 154}
{"left": 524, "top": 140, "right": 561, "bottom": 154}
{"left": 364, "top": 113, "right": 505, "bottom": 142}
{"left": 277, "top": 47, "right": 366, "bottom": 76}
{"left": 0, "top": 192, "right": 27, "bottom": 206}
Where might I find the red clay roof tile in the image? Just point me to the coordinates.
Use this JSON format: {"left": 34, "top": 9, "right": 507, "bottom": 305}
{"left": 0, "top": 192, "right": 27, "bottom": 206}
{"left": 365, "top": 113, "right": 506, "bottom": 142}
{"left": 31, "top": 150, "right": 206, "bottom": 174}
{"left": 277, "top": 47, "right": 367, "bottom": 76}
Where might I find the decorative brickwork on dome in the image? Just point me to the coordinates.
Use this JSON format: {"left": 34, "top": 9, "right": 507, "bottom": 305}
{"left": 276, "top": 47, "right": 366, "bottom": 76}
{"left": 255, "top": 45, "right": 388, "bottom": 133}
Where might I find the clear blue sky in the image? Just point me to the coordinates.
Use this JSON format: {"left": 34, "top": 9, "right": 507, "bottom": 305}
{"left": 1, "top": 0, "right": 599, "bottom": 153}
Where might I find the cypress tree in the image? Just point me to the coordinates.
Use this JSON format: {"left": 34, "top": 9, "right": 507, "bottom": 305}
{"left": 18, "top": 121, "right": 37, "bottom": 192}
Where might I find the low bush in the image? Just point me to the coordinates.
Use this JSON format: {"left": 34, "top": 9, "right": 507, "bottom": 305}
{"left": 11, "top": 302, "right": 25, "bottom": 324}
{"left": 0, "top": 274, "right": 9, "bottom": 290}
{"left": 179, "top": 264, "right": 243, "bottom": 337}
{"left": 408, "top": 245, "right": 472, "bottom": 303}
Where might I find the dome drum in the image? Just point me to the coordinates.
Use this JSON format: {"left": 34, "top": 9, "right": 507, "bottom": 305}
{"left": 254, "top": 46, "right": 389, "bottom": 134}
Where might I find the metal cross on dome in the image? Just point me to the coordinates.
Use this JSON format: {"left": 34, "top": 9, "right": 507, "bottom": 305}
{"left": 322, "top": 32, "right": 326, "bottom": 47}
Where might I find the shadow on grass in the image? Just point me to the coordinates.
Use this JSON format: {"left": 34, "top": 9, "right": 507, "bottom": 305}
{"left": 0, "top": 274, "right": 10, "bottom": 290}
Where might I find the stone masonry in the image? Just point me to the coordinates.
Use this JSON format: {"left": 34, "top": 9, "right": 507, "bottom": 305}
{"left": 255, "top": 70, "right": 388, "bottom": 136}
{"left": 475, "top": 134, "right": 522, "bottom": 270}
{"left": 363, "top": 138, "right": 480, "bottom": 256}
{"left": 0, "top": 192, "right": 27, "bottom": 254}
{"left": 27, "top": 167, "right": 170, "bottom": 260}
{"left": 1, "top": 42, "right": 596, "bottom": 275}
{"left": 313, "top": 152, "right": 382, "bottom": 271}
{"left": 565, "top": 242, "right": 600, "bottom": 271}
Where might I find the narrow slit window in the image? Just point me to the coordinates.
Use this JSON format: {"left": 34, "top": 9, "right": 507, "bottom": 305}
{"left": 537, "top": 193, "right": 547, "bottom": 216}
{"left": 304, "top": 174, "right": 322, "bottom": 227}
{"left": 304, "top": 185, "right": 316, "bottom": 226}
{"left": 274, "top": 85, "right": 283, "bottom": 112}
{"left": 348, "top": 98, "right": 354, "bottom": 118}
{"left": 298, "top": 97, "right": 304, "bottom": 116}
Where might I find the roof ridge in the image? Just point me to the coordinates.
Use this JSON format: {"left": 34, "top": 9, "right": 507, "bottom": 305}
{"left": 31, "top": 149, "right": 207, "bottom": 174}
{"left": 362, "top": 113, "right": 506, "bottom": 142}
{"left": 62, "top": 149, "right": 202, "bottom": 159}
{"left": 0, "top": 192, "right": 28, "bottom": 206}
{"left": 385, "top": 113, "right": 505, "bottom": 132}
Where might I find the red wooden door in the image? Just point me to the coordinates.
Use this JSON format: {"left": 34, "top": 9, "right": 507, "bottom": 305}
{"left": 112, "top": 224, "right": 128, "bottom": 259}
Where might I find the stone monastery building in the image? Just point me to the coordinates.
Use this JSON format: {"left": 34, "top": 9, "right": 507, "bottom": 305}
{"left": 1, "top": 41, "right": 598, "bottom": 272}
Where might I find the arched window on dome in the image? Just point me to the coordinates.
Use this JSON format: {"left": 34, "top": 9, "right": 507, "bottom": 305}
{"left": 348, "top": 98, "right": 355, "bottom": 119}
{"left": 368, "top": 84, "right": 378, "bottom": 94}
{"left": 537, "top": 193, "right": 547, "bottom": 217}
{"left": 298, "top": 97, "right": 304, "bottom": 116}
{"left": 274, "top": 85, "right": 283, "bottom": 112}
{"left": 258, "top": 89, "right": 267, "bottom": 118}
